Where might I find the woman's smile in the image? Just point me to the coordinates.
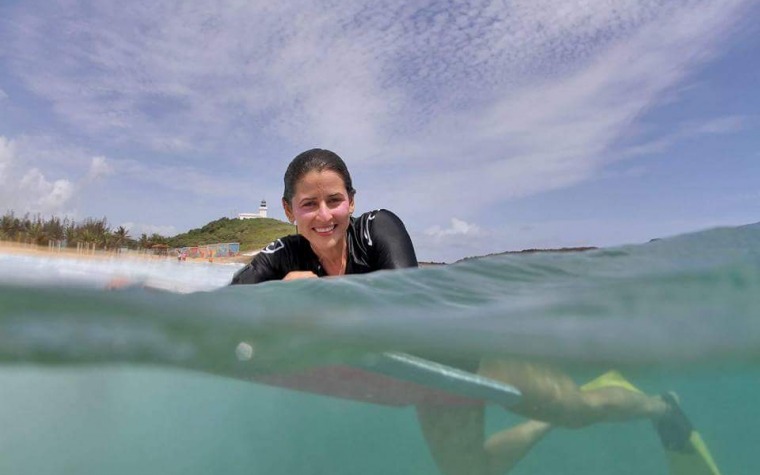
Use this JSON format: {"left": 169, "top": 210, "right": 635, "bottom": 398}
{"left": 313, "top": 224, "right": 337, "bottom": 235}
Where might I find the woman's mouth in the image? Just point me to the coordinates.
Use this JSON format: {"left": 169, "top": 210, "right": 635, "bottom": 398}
{"left": 313, "top": 224, "right": 337, "bottom": 234}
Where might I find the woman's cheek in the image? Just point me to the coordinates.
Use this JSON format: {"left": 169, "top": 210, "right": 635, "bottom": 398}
{"left": 294, "top": 208, "right": 315, "bottom": 223}
{"left": 334, "top": 201, "right": 351, "bottom": 218}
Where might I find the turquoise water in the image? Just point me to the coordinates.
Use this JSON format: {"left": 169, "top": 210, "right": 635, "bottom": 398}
{"left": 1, "top": 224, "right": 759, "bottom": 474}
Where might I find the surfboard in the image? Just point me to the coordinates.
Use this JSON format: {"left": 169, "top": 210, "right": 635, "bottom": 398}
{"left": 253, "top": 352, "right": 522, "bottom": 408}
{"left": 582, "top": 371, "right": 722, "bottom": 475}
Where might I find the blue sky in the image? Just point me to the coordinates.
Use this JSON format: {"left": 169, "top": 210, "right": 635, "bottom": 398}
{"left": 0, "top": 0, "right": 758, "bottom": 262}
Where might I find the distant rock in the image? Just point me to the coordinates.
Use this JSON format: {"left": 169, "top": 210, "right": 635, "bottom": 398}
{"left": 455, "top": 246, "right": 598, "bottom": 264}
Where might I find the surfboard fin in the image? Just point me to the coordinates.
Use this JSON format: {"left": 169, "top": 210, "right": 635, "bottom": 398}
{"left": 582, "top": 371, "right": 722, "bottom": 475}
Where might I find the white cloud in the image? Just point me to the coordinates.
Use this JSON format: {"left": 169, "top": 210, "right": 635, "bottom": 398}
{"left": 0, "top": 135, "right": 109, "bottom": 215}
{"left": 0, "top": 135, "right": 75, "bottom": 214}
{"left": 426, "top": 218, "right": 482, "bottom": 238}
{"left": 18, "top": 168, "right": 75, "bottom": 213}
{"left": 84, "top": 156, "right": 114, "bottom": 182}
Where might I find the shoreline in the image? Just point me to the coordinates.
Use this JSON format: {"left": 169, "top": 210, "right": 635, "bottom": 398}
{"left": 0, "top": 241, "right": 250, "bottom": 266}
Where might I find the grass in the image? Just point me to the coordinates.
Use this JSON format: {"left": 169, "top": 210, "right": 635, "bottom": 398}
{"left": 166, "top": 217, "right": 295, "bottom": 252}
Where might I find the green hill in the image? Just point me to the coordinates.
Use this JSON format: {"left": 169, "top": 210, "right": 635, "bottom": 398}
{"left": 166, "top": 217, "right": 294, "bottom": 252}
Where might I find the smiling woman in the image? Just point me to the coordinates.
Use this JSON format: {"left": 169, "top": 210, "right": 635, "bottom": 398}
{"left": 230, "top": 148, "right": 418, "bottom": 284}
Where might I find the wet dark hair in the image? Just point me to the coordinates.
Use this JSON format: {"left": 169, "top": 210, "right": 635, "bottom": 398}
{"left": 283, "top": 149, "right": 356, "bottom": 205}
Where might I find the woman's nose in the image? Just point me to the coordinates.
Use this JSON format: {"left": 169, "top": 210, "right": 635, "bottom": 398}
{"left": 316, "top": 201, "right": 332, "bottom": 220}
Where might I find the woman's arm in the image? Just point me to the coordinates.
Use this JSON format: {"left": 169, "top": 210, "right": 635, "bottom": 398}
{"left": 230, "top": 236, "right": 319, "bottom": 284}
{"left": 230, "top": 240, "right": 285, "bottom": 285}
{"left": 368, "top": 210, "right": 418, "bottom": 269}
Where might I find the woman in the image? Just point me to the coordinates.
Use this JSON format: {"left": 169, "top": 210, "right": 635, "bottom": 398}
{"left": 231, "top": 148, "right": 417, "bottom": 284}
{"left": 232, "top": 148, "right": 690, "bottom": 475}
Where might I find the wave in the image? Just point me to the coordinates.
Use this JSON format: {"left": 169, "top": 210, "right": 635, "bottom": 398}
{"left": 1, "top": 224, "right": 759, "bottom": 375}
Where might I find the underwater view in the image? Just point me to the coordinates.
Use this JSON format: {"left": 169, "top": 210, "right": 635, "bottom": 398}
{"left": 1, "top": 223, "right": 759, "bottom": 475}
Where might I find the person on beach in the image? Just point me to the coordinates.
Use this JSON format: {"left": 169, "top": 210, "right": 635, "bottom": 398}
{"left": 231, "top": 148, "right": 691, "bottom": 475}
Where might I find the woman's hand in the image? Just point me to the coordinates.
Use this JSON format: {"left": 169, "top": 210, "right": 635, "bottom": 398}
{"left": 283, "top": 271, "right": 319, "bottom": 281}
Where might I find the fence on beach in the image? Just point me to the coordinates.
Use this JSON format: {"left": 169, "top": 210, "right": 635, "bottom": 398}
{"left": 174, "top": 242, "right": 240, "bottom": 259}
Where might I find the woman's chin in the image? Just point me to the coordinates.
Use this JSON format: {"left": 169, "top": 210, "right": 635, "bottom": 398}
{"left": 307, "top": 232, "right": 344, "bottom": 252}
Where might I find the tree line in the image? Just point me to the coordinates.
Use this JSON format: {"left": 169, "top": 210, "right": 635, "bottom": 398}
{"left": 0, "top": 211, "right": 169, "bottom": 251}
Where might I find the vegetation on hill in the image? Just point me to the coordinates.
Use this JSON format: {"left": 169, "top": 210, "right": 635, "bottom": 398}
{"left": 0, "top": 211, "right": 293, "bottom": 253}
{"left": 166, "top": 217, "right": 294, "bottom": 252}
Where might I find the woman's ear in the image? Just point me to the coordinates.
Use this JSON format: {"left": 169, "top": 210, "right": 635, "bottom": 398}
{"left": 282, "top": 198, "right": 295, "bottom": 224}
{"left": 349, "top": 196, "right": 355, "bottom": 216}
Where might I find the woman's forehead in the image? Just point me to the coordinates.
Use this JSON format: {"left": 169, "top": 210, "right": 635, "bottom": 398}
{"left": 294, "top": 170, "right": 347, "bottom": 194}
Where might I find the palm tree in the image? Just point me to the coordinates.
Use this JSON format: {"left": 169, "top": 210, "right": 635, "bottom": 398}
{"left": 64, "top": 222, "right": 78, "bottom": 248}
{"left": 27, "top": 220, "right": 47, "bottom": 246}
{"left": 1, "top": 212, "right": 18, "bottom": 240}
{"left": 112, "top": 226, "right": 130, "bottom": 249}
{"left": 149, "top": 233, "right": 167, "bottom": 245}
{"left": 79, "top": 228, "right": 96, "bottom": 252}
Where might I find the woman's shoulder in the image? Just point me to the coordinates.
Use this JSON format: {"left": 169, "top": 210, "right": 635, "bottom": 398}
{"left": 351, "top": 209, "right": 417, "bottom": 268}
{"left": 352, "top": 209, "right": 410, "bottom": 244}
{"left": 355, "top": 209, "right": 405, "bottom": 224}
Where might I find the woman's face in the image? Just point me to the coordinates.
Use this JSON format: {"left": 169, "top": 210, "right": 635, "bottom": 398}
{"left": 283, "top": 170, "right": 355, "bottom": 256}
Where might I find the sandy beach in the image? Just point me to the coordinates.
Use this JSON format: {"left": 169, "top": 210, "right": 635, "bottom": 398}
{"left": 0, "top": 241, "right": 252, "bottom": 265}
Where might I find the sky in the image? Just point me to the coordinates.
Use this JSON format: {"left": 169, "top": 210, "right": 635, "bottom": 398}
{"left": 0, "top": 0, "right": 758, "bottom": 262}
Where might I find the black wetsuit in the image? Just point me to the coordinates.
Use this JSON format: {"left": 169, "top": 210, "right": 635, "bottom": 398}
{"left": 230, "top": 209, "right": 418, "bottom": 285}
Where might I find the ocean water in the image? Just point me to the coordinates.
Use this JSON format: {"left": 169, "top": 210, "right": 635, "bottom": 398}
{"left": 1, "top": 224, "right": 759, "bottom": 474}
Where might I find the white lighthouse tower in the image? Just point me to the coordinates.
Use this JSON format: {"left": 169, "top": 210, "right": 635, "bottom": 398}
{"left": 238, "top": 199, "right": 268, "bottom": 220}
{"left": 258, "top": 199, "right": 268, "bottom": 218}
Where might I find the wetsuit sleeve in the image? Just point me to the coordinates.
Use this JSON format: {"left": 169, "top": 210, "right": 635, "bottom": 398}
{"left": 230, "top": 252, "right": 280, "bottom": 285}
{"left": 370, "top": 210, "right": 418, "bottom": 269}
{"left": 230, "top": 239, "right": 290, "bottom": 285}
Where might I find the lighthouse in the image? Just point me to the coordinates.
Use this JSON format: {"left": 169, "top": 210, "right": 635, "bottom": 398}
{"left": 238, "top": 199, "right": 268, "bottom": 220}
{"left": 258, "top": 199, "right": 268, "bottom": 218}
